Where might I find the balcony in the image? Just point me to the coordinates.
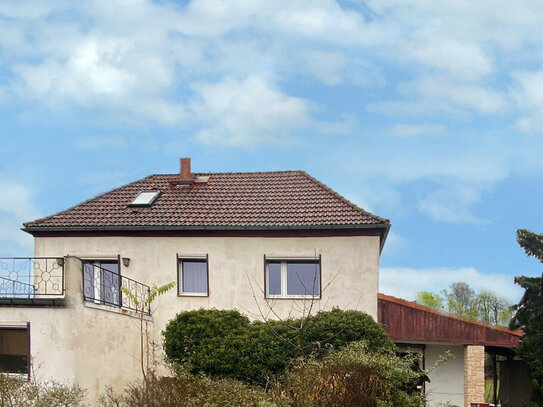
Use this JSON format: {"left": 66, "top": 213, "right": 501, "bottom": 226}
{"left": 0, "top": 256, "right": 151, "bottom": 315}
{"left": 81, "top": 259, "right": 151, "bottom": 315}
{"left": 0, "top": 257, "right": 65, "bottom": 305}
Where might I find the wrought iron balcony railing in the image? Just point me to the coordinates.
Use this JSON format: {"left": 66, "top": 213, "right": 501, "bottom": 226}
{"left": 81, "top": 260, "right": 151, "bottom": 315}
{"left": 0, "top": 257, "right": 64, "bottom": 299}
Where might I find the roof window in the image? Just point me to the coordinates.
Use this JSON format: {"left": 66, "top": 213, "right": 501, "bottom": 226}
{"left": 130, "top": 191, "right": 161, "bottom": 206}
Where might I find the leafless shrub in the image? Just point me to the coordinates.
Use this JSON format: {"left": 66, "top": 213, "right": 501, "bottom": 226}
{"left": 100, "top": 369, "right": 272, "bottom": 407}
{"left": 0, "top": 373, "right": 86, "bottom": 407}
{"left": 271, "top": 341, "right": 427, "bottom": 407}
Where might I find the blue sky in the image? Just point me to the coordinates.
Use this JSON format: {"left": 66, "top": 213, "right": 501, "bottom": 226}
{"left": 1, "top": 0, "right": 543, "bottom": 304}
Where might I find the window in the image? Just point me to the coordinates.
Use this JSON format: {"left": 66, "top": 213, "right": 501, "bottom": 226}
{"left": 177, "top": 255, "right": 208, "bottom": 296}
{"left": 83, "top": 260, "right": 120, "bottom": 307}
{"left": 0, "top": 325, "right": 30, "bottom": 378}
{"left": 265, "top": 257, "right": 321, "bottom": 298}
{"left": 130, "top": 191, "right": 160, "bottom": 206}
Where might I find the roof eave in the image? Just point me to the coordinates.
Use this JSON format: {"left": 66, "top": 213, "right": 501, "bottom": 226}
{"left": 23, "top": 223, "right": 389, "bottom": 233}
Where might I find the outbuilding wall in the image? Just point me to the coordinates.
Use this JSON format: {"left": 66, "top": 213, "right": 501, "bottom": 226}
{"left": 425, "top": 344, "right": 465, "bottom": 407}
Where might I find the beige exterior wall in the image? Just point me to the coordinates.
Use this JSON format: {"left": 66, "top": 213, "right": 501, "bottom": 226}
{"left": 464, "top": 345, "right": 485, "bottom": 407}
{"left": 34, "top": 234, "right": 380, "bottom": 326}
{"left": 0, "top": 234, "right": 380, "bottom": 403}
{"left": 426, "top": 344, "right": 465, "bottom": 407}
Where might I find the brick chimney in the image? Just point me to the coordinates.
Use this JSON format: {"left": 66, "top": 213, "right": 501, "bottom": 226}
{"left": 179, "top": 157, "right": 192, "bottom": 179}
{"left": 168, "top": 157, "right": 197, "bottom": 189}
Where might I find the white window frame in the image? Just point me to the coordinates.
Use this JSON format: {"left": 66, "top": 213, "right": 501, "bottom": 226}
{"left": 177, "top": 254, "right": 209, "bottom": 297}
{"left": 265, "top": 256, "right": 321, "bottom": 299}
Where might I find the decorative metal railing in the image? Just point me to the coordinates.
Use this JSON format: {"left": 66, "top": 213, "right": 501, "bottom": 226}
{"left": 0, "top": 257, "right": 65, "bottom": 298}
{"left": 81, "top": 260, "right": 151, "bottom": 315}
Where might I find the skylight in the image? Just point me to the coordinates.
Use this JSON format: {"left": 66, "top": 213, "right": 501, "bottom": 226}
{"left": 130, "top": 191, "right": 160, "bottom": 206}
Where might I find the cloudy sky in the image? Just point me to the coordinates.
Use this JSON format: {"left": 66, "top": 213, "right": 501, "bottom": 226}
{"left": 1, "top": 0, "right": 543, "bottom": 303}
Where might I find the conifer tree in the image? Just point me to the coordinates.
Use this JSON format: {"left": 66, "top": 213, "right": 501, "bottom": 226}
{"left": 510, "top": 229, "right": 543, "bottom": 405}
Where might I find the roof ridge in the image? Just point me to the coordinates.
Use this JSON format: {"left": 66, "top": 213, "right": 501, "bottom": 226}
{"left": 298, "top": 171, "right": 389, "bottom": 224}
{"left": 24, "top": 174, "right": 155, "bottom": 228}
{"left": 152, "top": 170, "right": 305, "bottom": 176}
{"left": 377, "top": 293, "right": 523, "bottom": 336}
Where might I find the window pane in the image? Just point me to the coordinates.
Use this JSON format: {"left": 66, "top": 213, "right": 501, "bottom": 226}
{"left": 286, "top": 261, "right": 320, "bottom": 296}
{"left": 100, "top": 261, "right": 120, "bottom": 306}
{"left": 83, "top": 262, "right": 95, "bottom": 300}
{"left": 182, "top": 261, "right": 207, "bottom": 294}
{"left": 0, "top": 328, "right": 29, "bottom": 374}
{"left": 267, "top": 262, "right": 281, "bottom": 295}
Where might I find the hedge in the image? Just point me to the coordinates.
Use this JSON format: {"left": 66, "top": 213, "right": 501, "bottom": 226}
{"left": 162, "top": 308, "right": 394, "bottom": 385}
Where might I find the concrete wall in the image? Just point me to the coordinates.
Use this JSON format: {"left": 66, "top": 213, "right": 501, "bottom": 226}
{"left": 0, "top": 234, "right": 380, "bottom": 403}
{"left": 426, "top": 344, "right": 465, "bottom": 407}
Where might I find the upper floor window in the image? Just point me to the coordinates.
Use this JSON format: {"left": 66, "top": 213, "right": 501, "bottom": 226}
{"left": 178, "top": 255, "right": 208, "bottom": 297}
{"left": 265, "top": 257, "right": 321, "bottom": 299}
{"left": 0, "top": 325, "right": 30, "bottom": 378}
{"left": 83, "top": 259, "right": 120, "bottom": 307}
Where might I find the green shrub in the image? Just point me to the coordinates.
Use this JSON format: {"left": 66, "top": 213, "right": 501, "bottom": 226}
{"left": 162, "top": 309, "right": 251, "bottom": 377}
{"left": 162, "top": 308, "right": 394, "bottom": 385}
{"left": 271, "top": 341, "right": 426, "bottom": 407}
{"left": 304, "top": 308, "right": 395, "bottom": 356}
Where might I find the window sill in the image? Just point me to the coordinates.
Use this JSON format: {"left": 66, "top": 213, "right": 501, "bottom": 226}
{"left": 265, "top": 296, "right": 321, "bottom": 300}
{"left": 83, "top": 301, "right": 153, "bottom": 321}
{"left": 2, "top": 372, "right": 30, "bottom": 381}
{"left": 177, "top": 293, "right": 209, "bottom": 297}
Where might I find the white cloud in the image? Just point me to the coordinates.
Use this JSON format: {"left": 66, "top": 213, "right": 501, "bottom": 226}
{"left": 302, "top": 50, "right": 347, "bottom": 86}
{"left": 78, "top": 171, "right": 129, "bottom": 194}
{"left": 401, "top": 76, "right": 507, "bottom": 114}
{"left": 389, "top": 123, "right": 446, "bottom": 138}
{"left": 191, "top": 76, "right": 312, "bottom": 146}
{"left": 380, "top": 266, "right": 524, "bottom": 304}
{"left": 381, "top": 231, "right": 407, "bottom": 255}
{"left": 0, "top": 177, "right": 40, "bottom": 256}
{"left": 511, "top": 70, "right": 543, "bottom": 133}
{"left": 2, "top": 0, "right": 543, "bottom": 224}
{"left": 418, "top": 184, "right": 485, "bottom": 224}
{"left": 408, "top": 38, "right": 492, "bottom": 81}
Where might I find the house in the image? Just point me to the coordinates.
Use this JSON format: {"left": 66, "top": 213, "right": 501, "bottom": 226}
{"left": 0, "top": 158, "right": 389, "bottom": 403}
{"left": 0, "top": 158, "right": 522, "bottom": 406}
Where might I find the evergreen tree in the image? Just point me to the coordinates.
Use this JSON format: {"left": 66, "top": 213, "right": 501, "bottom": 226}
{"left": 510, "top": 229, "right": 543, "bottom": 405}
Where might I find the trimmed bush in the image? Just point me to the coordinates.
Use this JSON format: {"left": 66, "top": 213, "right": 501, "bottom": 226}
{"left": 162, "top": 308, "right": 394, "bottom": 385}
{"left": 162, "top": 309, "right": 251, "bottom": 377}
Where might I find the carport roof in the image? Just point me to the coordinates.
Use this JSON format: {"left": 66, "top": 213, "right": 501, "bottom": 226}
{"left": 378, "top": 293, "right": 522, "bottom": 348}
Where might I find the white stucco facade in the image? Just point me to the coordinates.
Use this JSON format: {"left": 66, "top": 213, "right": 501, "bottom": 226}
{"left": 34, "top": 234, "right": 381, "bottom": 327}
{"left": 0, "top": 232, "right": 381, "bottom": 403}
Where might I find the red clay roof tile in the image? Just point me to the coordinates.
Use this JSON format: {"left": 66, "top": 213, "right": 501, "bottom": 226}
{"left": 24, "top": 171, "right": 388, "bottom": 231}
